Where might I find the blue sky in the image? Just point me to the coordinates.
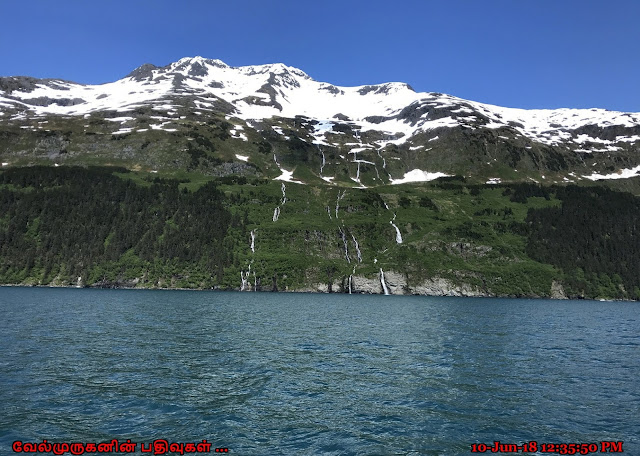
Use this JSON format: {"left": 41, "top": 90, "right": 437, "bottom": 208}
{"left": 1, "top": 0, "right": 639, "bottom": 111}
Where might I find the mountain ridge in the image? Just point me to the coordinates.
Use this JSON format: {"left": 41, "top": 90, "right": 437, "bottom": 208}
{"left": 1, "top": 57, "right": 640, "bottom": 299}
{"left": 1, "top": 56, "right": 640, "bottom": 187}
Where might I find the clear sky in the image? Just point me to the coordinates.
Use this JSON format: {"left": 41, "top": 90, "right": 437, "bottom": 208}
{"left": 1, "top": 0, "right": 639, "bottom": 112}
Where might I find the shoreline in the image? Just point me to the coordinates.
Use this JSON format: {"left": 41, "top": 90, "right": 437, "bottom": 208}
{"left": 1, "top": 282, "right": 633, "bottom": 302}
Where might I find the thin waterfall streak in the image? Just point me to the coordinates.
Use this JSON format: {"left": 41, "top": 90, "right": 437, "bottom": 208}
{"left": 352, "top": 234, "right": 362, "bottom": 263}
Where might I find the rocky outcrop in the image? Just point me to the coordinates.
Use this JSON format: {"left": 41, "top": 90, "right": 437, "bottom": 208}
{"left": 347, "top": 272, "right": 486, "bottom": 297}
{"left": 126, "top": 63, "right": 158, "bottom": 81}
{"left": 550, "top": 280, "right": 568, "bottom": 300}
{"left": 410, "top": 277, "right": 486, "bottom": 297}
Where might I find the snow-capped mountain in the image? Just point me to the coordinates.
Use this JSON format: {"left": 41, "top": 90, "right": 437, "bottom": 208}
{"left": 1, "top": 56, "right": 639, "bottom": 185}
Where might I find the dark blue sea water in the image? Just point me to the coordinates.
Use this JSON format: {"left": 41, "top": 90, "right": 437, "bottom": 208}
{"left": 1, "top": 287, "right": 638, "bottom": 455}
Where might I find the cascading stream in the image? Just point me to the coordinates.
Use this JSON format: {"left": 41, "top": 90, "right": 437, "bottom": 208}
{"left": 250, "top": 230, "right": 255, "bottom": 253}
{"left": 351, "top": 234, "right": 362, "bottom": 263}
{"left": 272, "top": 178, "right": 287, "bottom": 222}
{"left": 390, "top": 213, "right": 403, "bottom": 244}
{"left": 335, "top": 190, "right": 346, "bottom": 219}
{"left": 379, "top": 268, "right": 390, "bottom": 295}
{"left": 338, "top": 226, "right": 351, "bottom": 263}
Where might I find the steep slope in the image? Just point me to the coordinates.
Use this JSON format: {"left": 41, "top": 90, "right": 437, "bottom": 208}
{"left": 1, "top": 165, "right": 638, "bottom": 300}
{"left": 2, "top": 58, "right": 640, "bottom": 299}
{"left": 1, "top": 56, "right": 640, "bottom": 188}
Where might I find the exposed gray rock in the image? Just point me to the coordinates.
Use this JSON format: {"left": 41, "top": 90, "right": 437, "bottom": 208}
{"left": 126, "top": 63, "right": 158, "bottom": 81}
{"left": 351, "top": 275, "right": 383, "bottom": 294}
{"left": 36, "top": 135, "right": 70, "bottom": 157}
{"left": 447, "top": 242, "right": 492, "bottom": 259}
{"left": 172, "top": 73, "right": 186, "bottom": 88}
{"left": 379, "top": 271, "right": 406, "bottom": 294}
{"left": 241, "top": 90, "right": 283, "bottom": 111}
{"left": 210, "top": 162, "right": 257, "bottom": 177}
{"left": 550, "top": 280, "right": 568, "bottom": 299}
{"left": 24, "top": 97, "right": 85, "bottom": 107}
{"left": 362, "top": 115, "right": 388, "bottom": 124}
{"left": 349, "top": 272, "right": 486, "bottom": 297}
{"left": 574, "top": 123, "right": 640, "bottom": 141}
{"left": 188, "top": 62, "right": 209, "bottom": 77}
{"left": 321, "top": 85, "right": 342, "bottom": 95}
{"left": 332, "top": 113, "right": 350, "bottom": 121}
{"left": 0, "top": 76, "right": 41, "bottom": 94}
{"left": 411, "top": 277, "right": 485, "bottom": 297}
{"left": 357, "top": 85, "right": 378, "bottom": 96}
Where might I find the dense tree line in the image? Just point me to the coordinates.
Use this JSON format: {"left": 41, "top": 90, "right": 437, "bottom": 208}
{"left": 0, "top": 166, "right": 233, "bottom": 286}
{"left": 526, "top": 185, "right": 640, "bottom": 298}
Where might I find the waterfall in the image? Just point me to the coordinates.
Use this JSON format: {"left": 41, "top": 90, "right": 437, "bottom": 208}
{"left": 326, "top": 206, "right": 332, "bottom": 219}
{"left": 335, "top": 190, "right": 346, "bottom": 219}
{"left": 348, "top": 266, "right": 356, "bottom": 294}
{"left": 351, "top": 234, "right": 362, "bottom": 263}
{"left": 356, "top": 161, "right": 360, "bottom": 181}
{"left": 377, "top": 149, "right": 386, "bottom": 169}
{"left": 338, "top": 226, "right": 351, "bottom": 263}
{"left": 240, "top": 271, "right": 249, "bottom": 291}
{"left": 250, "top": 230, "right": 255, "bottom": 253}
{"left": 390, "top": 213, "right": 403, "bottom": 244}
{"left": 241, "top": 264, "right": 253, "bottom": 291}
{"left": 379, "top": 268, "right": 390, "bottom": 295}
{"left": 390, "top": 220, "right": 403, "bottom": 244}
{"left": 272, "top": 183, "right": 287, "bottom": 222}
{"left": 320, "top": 150, "right": 326, "bottom": 175}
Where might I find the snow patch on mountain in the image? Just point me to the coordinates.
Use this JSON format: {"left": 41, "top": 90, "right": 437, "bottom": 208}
{"left": 583, "top": 165, "right": 640, "bottom": 181}
{"left": 2, "top": 56, "right": 640, "bottom": 161}
{"left": 390, "top": 169, "right": 451, "bottom": 184}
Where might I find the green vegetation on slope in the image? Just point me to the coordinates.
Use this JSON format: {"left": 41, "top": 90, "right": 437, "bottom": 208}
{"left": 0, "top": 166, "right": 638, "bottom": 300}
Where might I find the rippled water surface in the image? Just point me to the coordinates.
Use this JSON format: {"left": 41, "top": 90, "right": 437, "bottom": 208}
{"left": 1, "top": 287, "right": 638, "bottom": 455}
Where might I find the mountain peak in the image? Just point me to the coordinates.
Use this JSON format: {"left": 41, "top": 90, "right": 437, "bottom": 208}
{"left": 126, "top": 63, "right": 159, "bottom": 81}
{"left": 173, "top": 56, "right": 229, "bottom": 68}
{"left": 239, "top": 62, "right": 312, "bottom": 80}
